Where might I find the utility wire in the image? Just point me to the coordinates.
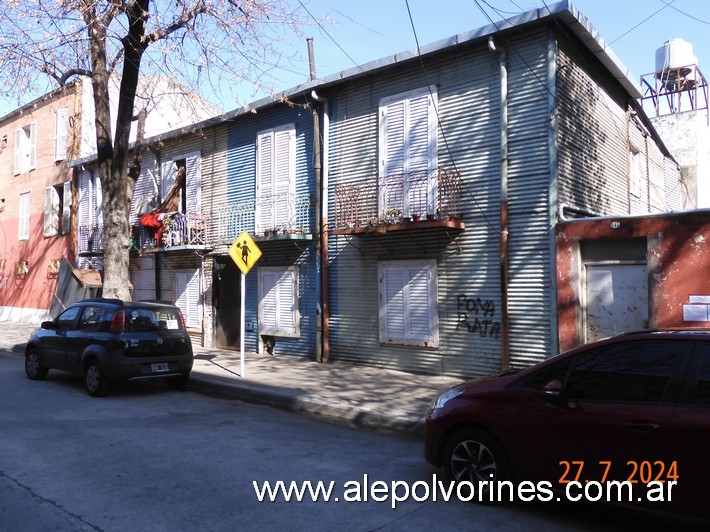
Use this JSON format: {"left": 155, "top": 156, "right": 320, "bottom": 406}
{"left": 405, "top": 0, "right": 492, "bottom": 228}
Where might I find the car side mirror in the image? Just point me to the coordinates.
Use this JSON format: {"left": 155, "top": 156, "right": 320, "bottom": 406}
{"left": 41, "top": 321, "right": 56, "bottom": 330}
{"left": 542, "top": 378, "right": 563, "bottom": 398}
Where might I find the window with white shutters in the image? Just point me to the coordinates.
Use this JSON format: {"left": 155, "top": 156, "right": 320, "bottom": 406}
{"left": 379, "top": 88, "right": 437, "bottom": 217}
{"left": 14, "top": 123, "right": 37, "bottom": 175}
{"left": 19, "top": 192, "right": 30, "bottom": 240}
{"left": 258, "top": 267, "right": 299, "bottom": 338}
{"left": 161, "top": 151, "right": 200, "bottom": 214}
{"left": 55, "top": 108, "right": 68, "bottom": 161}
{"left": 44, "top": 186, "right": 61, "bottom": 237}
{"left": 379, "top": 260, "right": 439, "bottom": 347}
{"left": 175, "top": 269, "right": 201, "bottom": 329}
{"left": 256, "top": 125, "right": 295, "bottom": 233}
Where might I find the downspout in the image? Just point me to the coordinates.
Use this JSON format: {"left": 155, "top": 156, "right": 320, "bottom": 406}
{"left": 321, "top": 99, "right": 330, "bottom": 363}
{"left": 151, "top": 147, "right": 162, "bottom": 300}
{"left": 308, "top": 38, "right": 328, "bottom": 363}
{"left": 499, "top": 48, "right": 510, "bottom": 372}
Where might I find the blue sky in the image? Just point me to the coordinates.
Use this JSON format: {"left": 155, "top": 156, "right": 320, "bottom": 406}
{"left": 1, "top": 0, "right": 707, "bottom": 117}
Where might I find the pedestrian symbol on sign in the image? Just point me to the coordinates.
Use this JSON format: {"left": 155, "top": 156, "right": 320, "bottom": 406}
{"left": 228, "top": 231, "right": 262, "bottom": 275}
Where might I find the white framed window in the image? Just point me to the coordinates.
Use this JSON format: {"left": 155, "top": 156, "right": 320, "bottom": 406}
{"left": 160, "top": 151, "right": 201, "bottom": 214}
{"left": 258, "top": 267, "right": 299, "bottom": 338}
{"left": 379, "top": 260, "right": 439, "bottom": 347}
{"left": 78, "top": 171, "right": 102, "bottom": 229}
{"left": 379, "top": 88, "right": 438, "bottom": 216}
{"left": 175, "top": 269, "right": 201, "bottom": 329}
{"left": 14, "top": 122, "right": 37, "bottom": 175}
{"left": 44, "top": 186, "right": 60, "bottom": 237}
{"left": 255, "top": 124, "right": 295, "bottom": 233}
{"left": 55, "top": 108, "right": 68, "bottom": 161}
{"left": 19, "top": 192, "right": 30, "bottom": 240}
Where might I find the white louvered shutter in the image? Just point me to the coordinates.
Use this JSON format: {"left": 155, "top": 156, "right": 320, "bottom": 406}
{"left": 78, "top": 172, "right": 92, "bottom": 228}
{"left": 185, "top": 151, "right": 201, "bottom": 214}
{"left": 55, "top": 108, "right": 69, "bottom": 161}
{"left": 273, "top": 128, "right": 293, "bottom": 228}
{"left": 175, "top": 270, "right": 200, "bottom": 329}
{"left": 256, "top": 131, "right": 273, "bottom": 233}
{"left": 382, "top": 266, "right": 406, "bottom": 339}
{"left": 259, "top": 268, "right": 298, "bottom": 337}
{"left": 28, "top": 123, "right": 37, "bottom": 171}
{"left": 44, "top": 187, "right": 60, "bottom": 236}
{"left": 260, "top": 270, "right": 278, "bottom": 331}
{"left": 161, "top": 160, "right": 175, "bottom": 204}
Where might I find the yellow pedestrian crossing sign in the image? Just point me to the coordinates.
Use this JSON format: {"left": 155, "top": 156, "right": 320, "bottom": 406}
{"left": 229, "top": 231, "right": 262, "bottom": 275}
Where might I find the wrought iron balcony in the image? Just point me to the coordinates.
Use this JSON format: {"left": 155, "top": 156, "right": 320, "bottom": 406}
{"left": 210, "top": 192, "right": 312, "bottom": 244}
{"left": 137, "top": 211, "right": 208, "bottom": 251}
{"left": 333, "top": 168, "right": 463, "bottom": 233}
{"left": 78, "top": 225, "right": 104, "bottom": 256}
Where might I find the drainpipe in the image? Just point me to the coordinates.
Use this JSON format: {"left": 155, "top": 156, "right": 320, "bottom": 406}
{"left": 308, "top": 38, "right": 329, "bottom": 363}
{"left": 499, "top": 49, "right": 510, "bottom": 372}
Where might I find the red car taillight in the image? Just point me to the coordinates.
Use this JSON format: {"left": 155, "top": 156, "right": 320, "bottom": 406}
{"left": 177, "top": 308, "right": 186, "bottom": 330}
{"left": 110, "top": 308, "right": 125, "bottom": 333}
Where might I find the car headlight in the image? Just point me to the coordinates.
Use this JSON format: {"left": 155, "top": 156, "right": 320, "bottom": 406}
{"left": 432, "top": 388, "right": 464, "bottom": 410}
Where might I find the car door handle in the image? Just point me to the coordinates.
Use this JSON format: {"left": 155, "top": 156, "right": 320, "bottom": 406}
{"left": 624, "top": 421, "right": 661, "bottom": 432}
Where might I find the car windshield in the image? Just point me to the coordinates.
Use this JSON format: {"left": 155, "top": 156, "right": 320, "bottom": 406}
{"left": 125, "top": 308, "right": 183, "bottom": 332}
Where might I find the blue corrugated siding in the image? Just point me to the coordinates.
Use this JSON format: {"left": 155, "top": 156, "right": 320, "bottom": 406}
{"left": 225, "top": 104, "right": 316, "bottom": 358}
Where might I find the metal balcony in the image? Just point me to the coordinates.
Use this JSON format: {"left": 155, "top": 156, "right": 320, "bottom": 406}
{"left": 78, "top": 225, "right": 104, "bottom": 256}
{"left": 137, "top": 212, "right": 209, "bottom": 251}
{"left": 210, "top": 192, "right": 312, "bottom": 244}
{"left": 333, "top": 168, "right": 462, "bottom": 231}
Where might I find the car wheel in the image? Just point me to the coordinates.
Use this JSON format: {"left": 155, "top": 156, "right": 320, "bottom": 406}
{"left": 25, "top": 349, "right": 49, "bottom": 380}
{"left": 167, "top": 372, "right": 190, "bottom": 391}
{"left": 85, "top": 360, "right": 109, "bottom": 397}
{"left": 443, "top": 428, "right": 511, "bottom": 503}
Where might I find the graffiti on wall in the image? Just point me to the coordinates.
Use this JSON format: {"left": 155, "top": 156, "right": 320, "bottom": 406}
{"left": 456, "top": 295, "right": 501, "bottom": 338}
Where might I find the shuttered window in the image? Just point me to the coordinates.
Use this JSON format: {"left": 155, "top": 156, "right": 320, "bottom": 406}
{"left": 255, "top": 125, "right": 295, "bottom": 233}
{"left": 379, "top": 260, "right": 439, "bottom": 347}
{"left": 55, "top": 108, "right": 69, "bottom": 161}
{"left": 258, "top": 267, "right": 299, "bottom": 338}
{"left": 160, "top": 152, "right": 201, "bottom": 214}
{"left": 379, "top": 88, "right": 437, "bottom": 216}
{"left": 19, "top": 192, "right": 30, "bottom": 240}
{"left": 44, "top": 186, "right": 61, "bottom": 237}
{"left": 175, "top": 269, "right": 201, "bottom": 329}
{"left": 14, "top": 123, "right": 37, "bottom": 175}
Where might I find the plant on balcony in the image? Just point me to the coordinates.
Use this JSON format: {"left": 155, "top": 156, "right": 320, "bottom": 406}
{"left": 411, "top": 213, "right": 421, "bottom": 222}
{"left": 384, "top": 208, "right": 401, "bottom": 224}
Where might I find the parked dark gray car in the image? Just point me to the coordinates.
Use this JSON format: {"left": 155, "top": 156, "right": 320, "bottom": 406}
{"left": 25, "top": 299, "right": 194, "bottom": 396}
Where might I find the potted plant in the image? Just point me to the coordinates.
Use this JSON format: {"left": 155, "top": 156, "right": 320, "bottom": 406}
{"left": 411, "top": 213, "right": 421, "bottom": 223}
{"left": 384, "top": 208, "right": 401, "bottom": 224}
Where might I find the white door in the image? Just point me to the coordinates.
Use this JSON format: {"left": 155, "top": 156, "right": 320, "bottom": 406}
{"left": 585, "top": 263, "right": 648, "bottom": 342}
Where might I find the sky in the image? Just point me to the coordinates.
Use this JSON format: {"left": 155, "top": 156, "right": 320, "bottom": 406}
{"left": 1, "top": 0, "right": 708, "bottom": 117}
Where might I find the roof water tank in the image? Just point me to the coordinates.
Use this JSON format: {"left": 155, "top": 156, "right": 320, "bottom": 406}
{"left": 655, "top": 38, "right": 697, "bottom": 76}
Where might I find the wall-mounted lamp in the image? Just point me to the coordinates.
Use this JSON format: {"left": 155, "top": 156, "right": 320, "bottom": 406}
{"left": 488, "top": 36, "right": 497, "bottom": 53}
{"left": 15, "top": 260, "right": 29, "bottom": 277}
{"left": 610, "top": 221, "right": 621, "bottom": 229}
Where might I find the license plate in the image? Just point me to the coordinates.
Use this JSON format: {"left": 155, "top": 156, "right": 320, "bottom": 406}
{"left": 151, "top": 363, "right": 169, "bottom": 373}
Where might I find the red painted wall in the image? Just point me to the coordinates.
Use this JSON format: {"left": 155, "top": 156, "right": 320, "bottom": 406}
{"left": 557, "top": 212, "right": 710, "bottom": 351}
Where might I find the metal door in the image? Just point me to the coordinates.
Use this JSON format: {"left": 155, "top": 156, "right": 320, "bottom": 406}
{"left": 585, "top": 263, "right": 648, "bottom": 342}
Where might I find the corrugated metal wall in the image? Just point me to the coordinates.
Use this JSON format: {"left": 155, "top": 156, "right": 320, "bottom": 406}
{"left": 327, "top": 38, "right": 514, "bottom": 377}
{"left": 505, "top": 34, "right": 554, "bottom": 369}
{"left": 130, "top": 255, "right": 156, "bottom": 301}
{"left": 220, "top": 103, "right": 318, "bottom": 358}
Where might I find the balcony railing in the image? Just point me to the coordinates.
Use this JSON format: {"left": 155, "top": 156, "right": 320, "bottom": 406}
{"left": 78, "top": 225, "right": 104, "bottom": 255}
{"left": 137, "top": 212, "right": 208, "bottom": 250}
{"left": 210, "top": 192, "right": 312, "bottom": 243}
{"left": 334, "top": 168, "right": 462, "bottom": 229}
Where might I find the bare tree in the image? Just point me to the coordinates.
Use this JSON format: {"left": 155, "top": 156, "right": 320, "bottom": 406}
{"left": 0, "top": 0, "right": 305, "bottom": 299}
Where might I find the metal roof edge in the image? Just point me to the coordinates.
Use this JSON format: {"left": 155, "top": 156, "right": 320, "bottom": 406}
{"left": 70, "top": 0, "right": 644, "bottom": 166}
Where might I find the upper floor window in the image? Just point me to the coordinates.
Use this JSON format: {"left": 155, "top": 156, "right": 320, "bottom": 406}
{"left": 55, "top": 108, "right": 69, "bottom": 161}
{"left": 630, "top": 148, "right": 644, "bottom": 199}
{"left": 160, "top": 152, "right": 201, "bottom": 214}
{"left": 255, "top": 124, "right": 295, "bottom": 233}
{"left": 19, "top": 192, "right": 30, "bottom": 240}
{"left": 14, "top": 123, "right": 37, "bottom": 175}
{"left": 379, "top": 88, "right": 438, "bottom": 216}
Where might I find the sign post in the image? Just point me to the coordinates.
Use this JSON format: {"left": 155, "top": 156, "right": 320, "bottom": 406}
{"left": 227, "top": 231, "right": 262, "bottom": 377}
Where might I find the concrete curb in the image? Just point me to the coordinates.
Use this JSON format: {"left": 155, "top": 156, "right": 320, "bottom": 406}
{"left": 187, "top": 372, "right": 426, "bottom": 438}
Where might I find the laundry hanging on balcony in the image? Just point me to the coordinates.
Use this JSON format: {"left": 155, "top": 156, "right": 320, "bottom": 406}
{"left": 139, "top": 163, "right": 186, "bottom": 244}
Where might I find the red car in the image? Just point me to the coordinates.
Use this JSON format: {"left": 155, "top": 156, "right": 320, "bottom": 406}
{"left": 424, "top": 331, "right": 709, "bottom": 523}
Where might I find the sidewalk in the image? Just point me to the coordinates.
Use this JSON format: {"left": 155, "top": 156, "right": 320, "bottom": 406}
{"left": 0, "top": 321, "right": 462, "bottom": 436}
